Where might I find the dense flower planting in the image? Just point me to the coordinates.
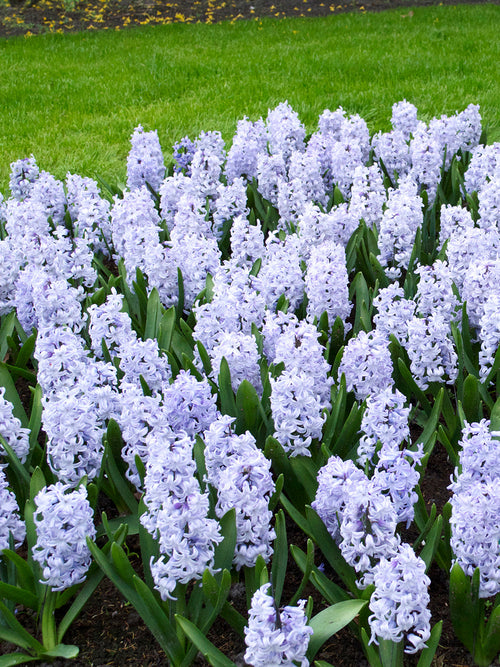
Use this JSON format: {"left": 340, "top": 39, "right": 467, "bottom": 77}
{"left": 1, "top": 100, "right": 500, "bottom": 666}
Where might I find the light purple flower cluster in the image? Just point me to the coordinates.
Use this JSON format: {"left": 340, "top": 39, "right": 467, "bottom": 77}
{"left": 0, "top": 464, "right": 26, "bottom": 551}
{"left": 126, "top": 125, "right": 165, "bottom": 193}
{"left": 244, "top": 583, "right": 312, "bottom": 667}
{"left": 32, "top": 482, "right": 96, "bottom": 591}
{"left": 369, "top": 543, "right": 431, "bottom": 654}
{"left": 204, "top": 416, "right": 276, "bottom": 568}
{"left": 449, "top": 420, "right": 500, "bottom": 597}
{"left": 9, "top": 155, "right": 40, "bottom": 201}
{"left": 338, "top": 329, "right": 393, "bottom": 401}
{"left": 305, "top": 241, "right": 352, "bottom": 331}
{"left": 141, "top": 426, "right": 222, "bottom": 600}
{"left": 0, "top": 386, "right": 30, "bottom": 463}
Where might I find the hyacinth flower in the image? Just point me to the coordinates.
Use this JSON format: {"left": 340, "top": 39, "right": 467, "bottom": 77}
{"left": 244, "top": 583, "right": 313, "bottom": 667}
{"left": 0, "top": 478, "right": 102, "bottom": 663}
{"left": 448, "top": 419, "right": 500, "bottom": 666}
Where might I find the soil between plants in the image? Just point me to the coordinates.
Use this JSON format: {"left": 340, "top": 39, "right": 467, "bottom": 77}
{"left": 0, "top": 0, "right": 498, "bottom": 38}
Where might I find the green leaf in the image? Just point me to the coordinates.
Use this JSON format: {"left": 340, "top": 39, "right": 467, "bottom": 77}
{"left": 0, "top": 654, "right": 39, "bottom": 666}
{"left": 419, "top": 514, "right": 443, "bottom": 572}
{"left": 0, "top": 581, "right": 38, "bottom": 609}
{"left": 214, "top": 508, "right": 237, "bottom": 572}
{"left": 87, "top": 539, "right": 184, "bottom": 664}
{"left": 157, "top": 306, "right": 176, "bottom": 352}
{"left": 360, "top": 627, "right": 382, "bottom": 667}
{"left": 395, "top": 357, "right": 432, "bottom": 415}
{"left": 291, "top": 544, "right": 349, "bottom": 606}
{"left": 481, "top": 603, "right": 500, "bottom": 664}
{"left": 378, "top": 637, "right": 404, "bottom": 667}
{"left": 417, "top": 621, "right": 443, "bottom": 667}
{"left": 175, "top": 615, "right": 236, "bottom": 667}
{"left": 218, "top": 357, "right": 237, "bottom": 418}
{"left": 0, "top": 600, "right": 43, "bottom": 652}
{"left": 417, "top": 388, "right": 443, "bottom": 456}
{"left": 266, "top": 439, "right": 309, "bottom": 510}
{"left": 304, "top": 506, "right": 358, "bottom": 594}
{"left": 0, "top": 362, "right": 28, "bottom": 427}
{"left": 0, "top": 550, "right": 36, "bottom": 597}
{"left": 144, "top": 287, "right": 163, "bottom": 340}
{"left": 270, "top": 509, "right": 287, "bottom": 607}
{"left": 449, "top": 563, "right": 477, "bottom": 655}
{"left": 41, "top": 644, "right": 79, "bottom": 659}
{"left": 307, "top": 599, "right": 367, "bottom": 660}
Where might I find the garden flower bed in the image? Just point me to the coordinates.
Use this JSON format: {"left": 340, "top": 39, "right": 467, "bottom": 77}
{"left": 1, "top": 99, "right": 500, "bottom": 667}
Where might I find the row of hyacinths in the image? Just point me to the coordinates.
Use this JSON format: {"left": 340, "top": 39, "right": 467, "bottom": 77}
{"left": 0, "top": 99, "right": 500, "bottom": 666}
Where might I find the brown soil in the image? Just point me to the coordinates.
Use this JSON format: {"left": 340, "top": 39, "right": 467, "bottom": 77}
{"left": 0, "top": 0, "right": 498, "bottom": 38}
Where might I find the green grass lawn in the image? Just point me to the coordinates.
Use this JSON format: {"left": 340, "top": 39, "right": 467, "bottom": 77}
{"left": 0, "top": 4, "right": 499, "bottom": 193}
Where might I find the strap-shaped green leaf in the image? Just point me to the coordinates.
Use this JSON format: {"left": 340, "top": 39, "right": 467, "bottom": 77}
{"left": 144, "top": 287, "right": 162, "bottom": 340}
{"left": 175, "top": 615, "right": 237, "bottom": 667}
{"left": 270, "top": 509, "right": 287, "bottom": 607}
{"left": 0, "top": 652, "right": 39, "bottom": 666}
{"left": 0, "top": 581, "right": 38, "bottom": 609}
{"left": 416, "top": 621, "right": 443, "bottom": 667}
{"left": 307, "top": 599, "right": 367, "bottom": 660}
{"left": 0, "top": 600, "right": 43, "bottom": 652}
{"left": 218, "top": 357, "right": 237, "bottom": 418}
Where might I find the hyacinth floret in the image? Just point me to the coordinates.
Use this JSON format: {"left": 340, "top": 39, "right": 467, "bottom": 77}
{"left": 405, "top": 313, "right": 458, "bottom": 390}
{"left": 305, "top": 240, "right": 352, "bottom": 332}
{"left": 172, "top": 135, "right": 196, "bottom": 176}
{"left": 339, "top": 481, "right": 400, "bottom": 587}
{"left": 224, "top": 116, "right": 267, "bottom": 184}
{"left": 244, "top": 583, "right": 313, "bottom": 667}
{"left": 9, "top": 155, "right": 40, "bottom": 201}
{"left": 357, "top": 387, "right": 411, "bottom": 468}
{"left": 312, "top": 456, "right": 368, "bottom": 542}
{"left": 0, "top": 386, "right": 30, "bottom": 463}
{"left": 161, "top": 369, "right": 219, "bottom": 438}
{"left": 215, "top": 446, "right": 276, "bottom": 569}
{"left": 0, "top": 464, "right": 26, "bottom": 551}
{"left": 32, "top": 482, "right": 96, "bottom": 591}
{"left": 369, "top": 543, "right": 431, "bottom": 654}
{"left": 126, "top": 124, "right": 165, "bottom": 193}
{"left": 338, "top": 329, "right": 394, "bottom": 401}
{"left": 373, "top": 284, "right": 415, "bottom": 346}
{"left": 391, "top": 100, "right": 419, "bottom": 140}
{"left": 142, "top": 426, "right": 222, "bottom": 599}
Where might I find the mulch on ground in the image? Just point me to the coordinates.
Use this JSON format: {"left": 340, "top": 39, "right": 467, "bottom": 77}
{"left": 0, "top": 0, "right": 497, "bottom": 38}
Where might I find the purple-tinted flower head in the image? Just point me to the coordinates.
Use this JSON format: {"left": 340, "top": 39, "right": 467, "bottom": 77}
{"left": 65, "top": 173, "right": 112, "bottom": 255}
{"left": 208, "top": 330, "right": 262, "bottom": 395}
{"left": 348, "top": 164, "right": 386, "bottom": 229}
{"left": 405, "top": 313, "right": 458, "bottom": 390}
{"left": 252, "top": 231, "right": 304, "bottom": 312}
{"left": 212, "top": 178, "right": 248, "bottom": 240}
{"left": 244, "top": 583, "right": 313, "bottom": 667}
{"left": 32, "top": 482, "right": 96, "bottom": 591}
{"left": 439, "top": 203, "right": 474, "bottom": 251}
{"left": 127, "top": 124, "right": 165, "bottom": 193}
{"left": 409, "top": 124, "right": 442, "bottom": 203}
{"left": 312, "top": 456, "right": 368, "bottom": 542}
{"left": 377, "top": 176, "right": 423, "bottom": 278}
{"left": 9, "top": 155, "right": 39, "bottom": 201}
{"left": 0, "top": 386, "right": 30, "bottom": 463}
{"left": 477, "top": 170, "right": 500, "bottom": 233}
{"left": 215, "top": 445, "right": 276, "bottom": 568}
{"left": 464, "top": 142, "right": 500, "bottom": 195}
{"left": 142, "top": 426, "right": 221, "bottom": 599}
{"left": 270, "top": 369, "right": 327, "bottom": 457}
{"left": 266, "top": 101, "right": 306, "bottom": 163}
{"left": 373, "top": 284, "right": 416, "bottom": 345}
{"left": 173, "top": 135, "right": 196, "bottom": 176}
{"left": 371, "top": 129, "right": 411, "bottom": 183}
{"left": 162, "top": 370, "right": 219, "bottom": 438}
{"left": 224, "top": 116, "right": 267, "bottom": 184}
{"left": 305, "top": 240, "right": 352, "bottom": 332}
{"left": 415, "top": 260, "right": 460, "bottom": 325}
{"left": 229, "top": 214, "right": 265, "bottom": 268}
{"left": 0, "top": 464, "right": 26, "bottom": 551}
{"left": 391, "top": 100, "right": 419, "bottom": 140}
{"left": 28, "top": 171, "right": 67, "bottom": 226}
{"left": 338, "top": 330, "right": 394, "bottom": 401}
{"left": 369, "top": 543, "right": 431, "bottom": 653}
{"left": 339, "top": 481, "right": 400, "bottom": 587}
{"left": 357, "top": 387, "right": 411, "bottom": 468}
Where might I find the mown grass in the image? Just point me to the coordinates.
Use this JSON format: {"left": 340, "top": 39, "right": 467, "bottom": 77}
{"left": 0, "top": 4, "right": 499, "bottom": 193}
